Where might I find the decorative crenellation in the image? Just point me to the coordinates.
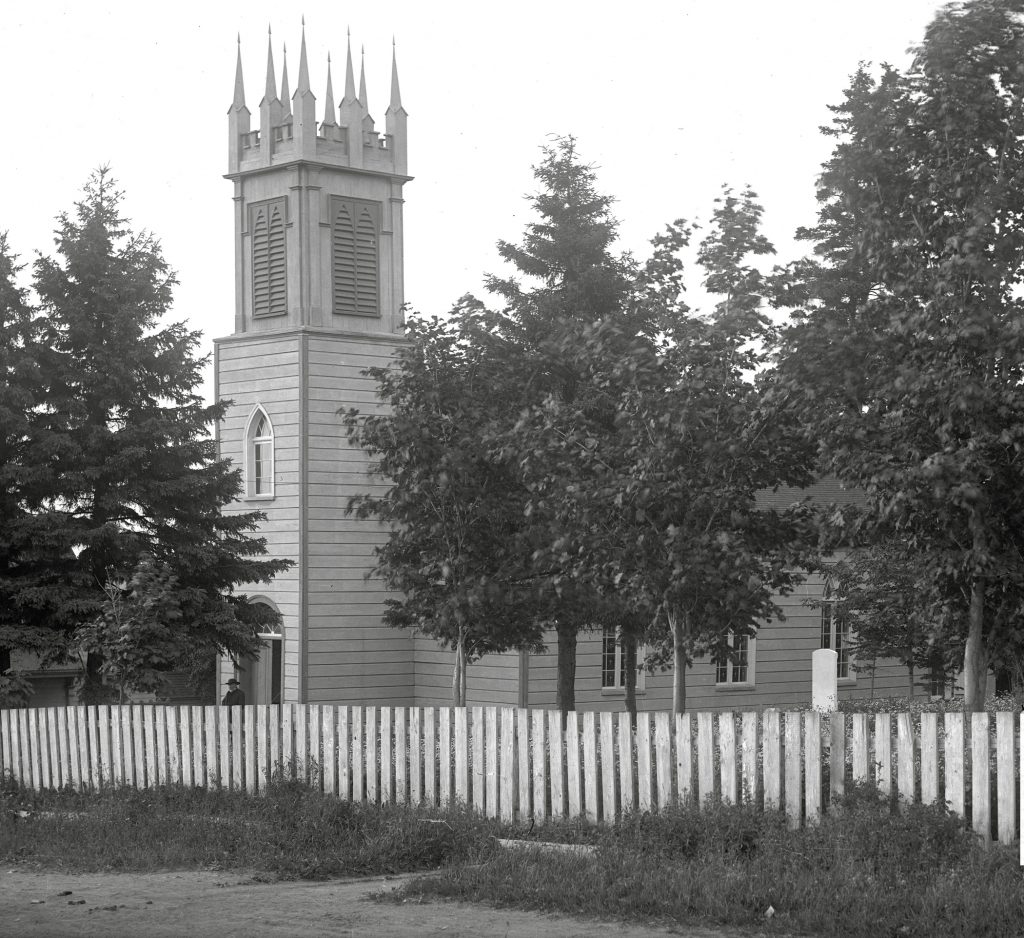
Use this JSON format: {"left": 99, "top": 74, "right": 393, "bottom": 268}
{"left": 228, "top": 24, "right": 408, "bottom": 178}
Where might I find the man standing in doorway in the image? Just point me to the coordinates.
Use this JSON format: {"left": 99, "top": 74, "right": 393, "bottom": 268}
{"left": 222, "top": 678, "right": 245, "bottom": 706}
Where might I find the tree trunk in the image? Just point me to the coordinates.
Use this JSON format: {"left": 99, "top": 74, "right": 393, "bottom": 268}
{"left": 555, "top": 621, "right": 577, "bottom": 714}
{"left": 963, "top": 510, "right": 989, "bottom": 713}
{"left": 452, "top": 633, "right": 466, "bottom": 707}
{"left": 963, "top": 577, "right": 988, "bottom": 712}
{"left": 907, "top": 662, "right": 915, "bottom": 698}
{"left": 623, "top": 635, "right": 638, "bottom": 724}
{"left": 669, "top": 611, "right": 687, "bottom": 714}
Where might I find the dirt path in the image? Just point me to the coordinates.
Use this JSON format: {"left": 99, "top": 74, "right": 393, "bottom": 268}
{"left": 0, "top": 868, "right": 761, "bottom": 938}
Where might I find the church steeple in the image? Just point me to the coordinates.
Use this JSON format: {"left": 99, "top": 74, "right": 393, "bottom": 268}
{"left": 226, "top": 24, "right": 411, "bottom": 333}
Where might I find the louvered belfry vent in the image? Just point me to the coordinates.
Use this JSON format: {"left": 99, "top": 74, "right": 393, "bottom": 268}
{"left": 251, "top": 199, "right": 287, "bottom": 318}
{"left": 332, "top": 196, "right": 380, "bottom": 317}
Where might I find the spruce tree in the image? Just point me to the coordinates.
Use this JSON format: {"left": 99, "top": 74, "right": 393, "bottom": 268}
{"left": 0, "top": 169, "right": 289, "bottom": 701}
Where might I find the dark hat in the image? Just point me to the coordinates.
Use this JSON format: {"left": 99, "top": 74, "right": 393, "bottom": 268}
{"left": 226, "top": 678, "right": 241, "bottom": 686}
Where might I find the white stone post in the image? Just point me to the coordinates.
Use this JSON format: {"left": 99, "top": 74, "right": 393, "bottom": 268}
{"left": 812, "top": 649, "right": 839, "bottom": 712}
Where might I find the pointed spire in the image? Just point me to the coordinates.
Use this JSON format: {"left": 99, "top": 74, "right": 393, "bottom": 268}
{"left": 232, "top": 33, "right": 246, "bottom": 110}
{"left": 297, "top": 17, "right": 311, "bottom": 93}
{"left": 388, "top": 37, "right": 403, "bottom": 112}
{"left": 280, "top": 43, "right": 291, "bottom": 118}
{"left": 358, "top": 45, "right": 368, "bottom": 109}
{"left": 323, "top": 53, "right": 337, "bottom": 126}
{"left": 343, "top": 27, "right": 357, "bottom": 103}
{"left": 262, "top": 25, "right": 278, "bottom": 105}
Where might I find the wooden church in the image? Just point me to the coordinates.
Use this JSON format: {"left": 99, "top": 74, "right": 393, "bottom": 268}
{"left": 216, "top": 27, "right": 918, "bottom": 713}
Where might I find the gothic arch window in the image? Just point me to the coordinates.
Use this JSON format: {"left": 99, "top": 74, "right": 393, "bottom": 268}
{"left": 251, "top": 198, "right": 287, "bottom": 318}
{"left": 331, "top": 196, "right": 380, "bottom": 317}
{"left": 821, "top": 575, "right": 852, "bottom": 680}
{"left": 245, "top": 406, "right": 274, "bottom": 498}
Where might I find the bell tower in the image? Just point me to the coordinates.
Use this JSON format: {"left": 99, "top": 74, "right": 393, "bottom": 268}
{"left": 215, "top": 24, "right": 413, "bottom": 705}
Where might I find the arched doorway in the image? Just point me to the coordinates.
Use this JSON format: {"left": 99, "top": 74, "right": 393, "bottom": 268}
{"left": 239, "top": 602, "right": 283, "bottom": 705}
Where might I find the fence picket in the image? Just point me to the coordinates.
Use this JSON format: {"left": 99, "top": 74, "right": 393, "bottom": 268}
{"left": 618, "top": 712, "right": 634, "bottom": 813}
{"left": 763, "top": 710, "right": 780, "bottom": 811}
{"left": 338, "top": 706, "right": 351, "bottom": 802}
{"left": 720, "top": 713, "right": 737, "bottom": 806}
{"left": 565, "top": 711, "right": 581, "bottom": 819}
{"left": 55, "top": 708, "right": 71, "bottom": 790}
{"left": 582, "top": 712, "right": 598, "bottom": 822}
{"left": 600, "top": 712, "right": 615, "bottom": 821}
{"left": 192, "top": 707, "right": 205, "bottom": 788}
{"left": 323, "top": 708, "right": 335, "bottom": 794}
{"left": 380, "top": 707, "right": 394, "bottom": 804}
{"left": 366, "top": 706, "right": 380, "bottom": 804}
{"left": 422, "top": 707, "right": 436, "bottom": 807}
{"left": 548, "top": 710, "right": 565, "bottom": 820}
{"left": 69, "top": 707, "right": 84, "bottom": 791}
{"left": 405, "top": 708, "right": 417, "bottom": 802}
{"left": 0, "top": 709, "right": 11, "bottom": 779}
{"left": 971, "top": 712, "right": 991, "bottom": 841}
{"left": 874, "top": 714, "right": 890, "bottom": 797}
{"left": 944, "top": 712, "right": 965, "bottom": 817}
{"left": 40, "top": 708, "right": 55, "bottom": 789}
{"left": 697, "top": 712, "right": 714, "bottom": 806}
{"left": 655, "top": 712, "right": 672, "bottom": 812}
{"left": 166, "top": 707, "right": 181, "bottom": 786}
{"left": 453, "top": 708, "right": 468, "bottom": 807}
{"left": 636, "top": 713, "right": 653, "bottom": 813}
{"left": 396, "top": 707, "right": 409, "bottom": 805}
{"left": 532, "top": 709, "right": 547, "bottom": 822}
{"left": 740, "top": 713, "right": 757, "bottom": 805}
{"left": 471, "top": 707, "right": 484, "bottom": 813}
{"left": 352, "top": 705, "right": 365, "bottom": 802}
{"left": 49, "top": 708, "right": 64, "bottom": 789}
{"left": 17, "top": 709, "right": 31, "bottom": 788}
{"left": 499, "top": 708, "right": 514, "bottom": 821}
{"left": 805, "top": 712, "right": 821, "bottom": 825}
{"left": 996, "top": 712, "right": 1014, "bottom": 846}
{"left": 851, "top": 714, "right": 868, "bottom": 784}
{"left": 437, "top": 707, "right": 450, "bottom": 808}
{"left": 179, "top": 707, "right": 192, "bottom": 787}
{"left": 896, "top": 713, "right": 915, "bottom": 806}
{"left": 513, "top": 708, "right": 528, "bottom": 818}
{"left": 785, "top": 712, "right": 802, "bottom": 828}
{"left": 26, "top": 710, "right": 42, "bottom": 790}
{"left": 830, "top": 713, "right": 845, "bottom": 803}
{"left": 920, "top": 713, "right": 938, "bottom": 806}
{"left": 676, "top": 713, "right": 693, "bottom": 804}
{"left": 243, "top": 706, "right": 256, "bottom": 793}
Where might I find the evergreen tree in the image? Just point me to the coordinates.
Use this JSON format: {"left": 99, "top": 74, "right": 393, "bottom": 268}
{"left": 0, "top": 169, "right": 289, "bottom": 700}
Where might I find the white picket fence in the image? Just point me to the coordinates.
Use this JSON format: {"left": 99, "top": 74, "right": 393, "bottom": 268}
{"left": 1, "top": 705, "right": 1020, "bottom": 847}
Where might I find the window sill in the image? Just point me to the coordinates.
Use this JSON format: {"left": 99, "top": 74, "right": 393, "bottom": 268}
{"left": 837, "top": 677, "right": 857, "bottom": 687}
{"left": 600, "top": 687, "right": 647, "bottom": 697}
{"left": 714, "top": 682, "right": 756, "bottom": 692}
{"left": 243, "top": 494, "right": 276, "bottom": 503}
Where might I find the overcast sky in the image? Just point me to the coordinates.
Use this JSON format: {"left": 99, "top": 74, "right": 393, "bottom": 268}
{"left": 4, "top": 1, "right": 949, "bottom": 400}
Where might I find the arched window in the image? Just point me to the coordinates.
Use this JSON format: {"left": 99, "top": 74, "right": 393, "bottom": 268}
{"left": 821, "top": 576, "right": 851, "bottom": 679}
{"left": 246, "top": 406, "right": 274, "bottom": 498}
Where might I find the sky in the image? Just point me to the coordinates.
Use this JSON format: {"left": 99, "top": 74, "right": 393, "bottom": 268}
{"left": 4, "top": 0, "right": 951, "bottom": 402}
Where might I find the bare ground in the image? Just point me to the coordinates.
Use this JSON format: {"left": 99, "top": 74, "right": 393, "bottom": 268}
{"left": 0, "top": 868, "right": 766, "bottom": 938}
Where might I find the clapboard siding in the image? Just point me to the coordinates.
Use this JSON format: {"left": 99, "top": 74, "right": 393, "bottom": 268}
{"left": 302, "top": 331, "right": 412, "bottom": 705}
{"left": 412, "top": 637, "right": 521, "bottom": 707}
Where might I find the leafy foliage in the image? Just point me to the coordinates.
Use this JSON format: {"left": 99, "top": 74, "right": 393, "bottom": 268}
{"left": 772, "top": 0, "right": 1024, "bottom": 709}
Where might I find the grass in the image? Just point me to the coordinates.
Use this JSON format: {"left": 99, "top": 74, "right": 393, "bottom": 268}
{"left": 0, "top": 776, "right": 499, "bottom": 879}
{"left": 3, "top": 777, "right": 1023, "bottom": 936}
{"left": 394, "top": 786, "right": 1024, "bottom": 938}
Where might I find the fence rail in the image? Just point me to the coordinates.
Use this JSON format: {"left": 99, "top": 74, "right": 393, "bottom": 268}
{"left": 1, "top": 705, "right": 1020, "bottom": 847}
